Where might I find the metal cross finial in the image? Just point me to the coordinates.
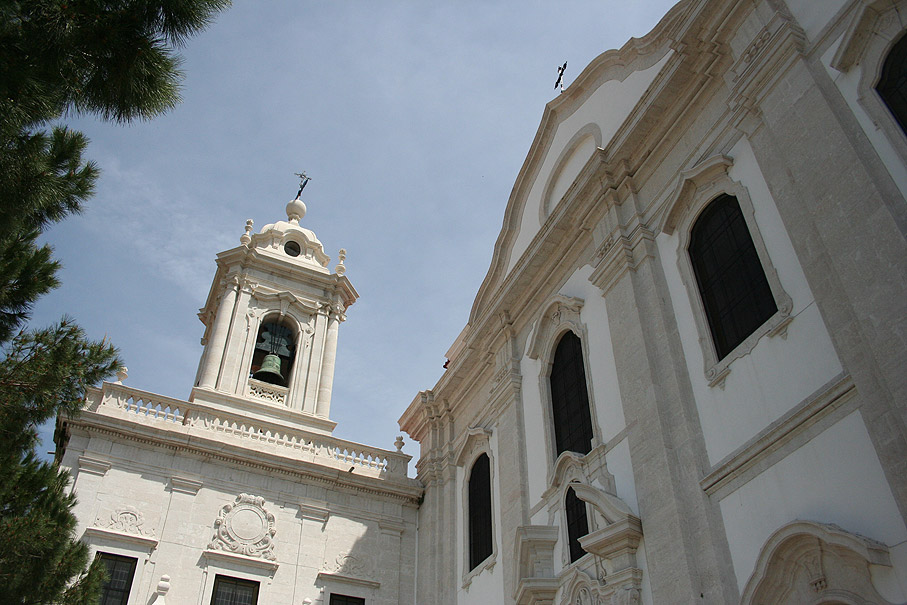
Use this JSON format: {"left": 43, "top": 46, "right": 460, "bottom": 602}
{"left": 294, "top": 172, "right": 312, "bottom": 199}
{"left": 555, "top": 61, "right": 567, "bottom": 92}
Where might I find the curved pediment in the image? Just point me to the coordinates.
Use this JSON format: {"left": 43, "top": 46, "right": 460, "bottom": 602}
{"left": 469, "top": 0, "right": 691, "bottom": 325}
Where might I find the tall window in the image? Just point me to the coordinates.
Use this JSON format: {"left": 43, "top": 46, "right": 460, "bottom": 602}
{"left": 330, "top": 595, "right": 366, "bottom": 605}
{"left": 211, "top": 575, "right": 259, "bottom": 605}
{"left": 689, "top": 194, "right": 777, "bottom": 360}
{"left": 550, "top": 331, "right": 594, "bottom": 457}
{"left": 468, "top": 453, "right": 493, "bottom": 570}
{"left": 250, "top": 319, "right": 296, "bottom": 387}
{"left": 96, "top": 553, "right": 137, "bottom": 605}
{"left": 565, "top": 486, "right": 589, "bottom": 563}
{"left": 877, "top": 32, "right": 907, "bottom": 135}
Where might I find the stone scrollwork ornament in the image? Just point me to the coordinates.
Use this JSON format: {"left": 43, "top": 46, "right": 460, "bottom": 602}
{"left": 101, "top": 505, "right": 155, "bottom": 537}
{"left": 208, "top": 494, "right": 277, "bottom": 560}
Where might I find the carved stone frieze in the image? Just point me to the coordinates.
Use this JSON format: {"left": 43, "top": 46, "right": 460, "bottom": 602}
{"left": 330, "top": 553, "right": 373, "bottom": 579}
{"left": 97, "top": 505, "right": 155, "bottom": 537}
{"left": 208, "top": 494, "right": 277, "bottom": 560}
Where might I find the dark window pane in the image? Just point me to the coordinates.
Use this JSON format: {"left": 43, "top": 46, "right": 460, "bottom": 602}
{"left": 565, "top": 486, "right": 589, "bottom": 563}
{"left": 330, "top": 595, "right": 366, "bottom": 605}
{"left": 550, "top": 332, "right": 594, "bottom": 456}
{"left": 97, "top": 553, "right": 137, "bottom": 605}
{"left": 878, "top": 32, "right": 907, "bottom": 136}
{"left": 689, "top": 195, "right": 777, "bottom": 360}
{"left": 468, "top": 453, "right": 493, "bottom": 570}
{"left": 211, "top": 576, "right": 259, "bottom": 605}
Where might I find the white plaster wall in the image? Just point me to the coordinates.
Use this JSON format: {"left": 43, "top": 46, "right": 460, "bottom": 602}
{"left": 719, "top": 410, "right": 907, "bottom": 593}
{"left": 545, "top": 134, "right": 598, "bottom": 217}
{"left": 657, "top": 136, "right": 843, "bottom": 465}
{"left": 821, "top": 36, "right": 907, "bottom": 201}
{"left": 784, "top": 0, "right": 848, "bottom": 42}
{"left": 520, "top": 345, "right": 549, "bottom": 506}
{"left": 603, "top": 438, "right": 639, "bottom": 515}
{"left": 506, "top": 53, "right": 673, "bottom": 275}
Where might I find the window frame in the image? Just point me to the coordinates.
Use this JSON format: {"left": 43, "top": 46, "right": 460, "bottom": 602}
{"left": 467, "top": 453, "right": 494, "bottom": 571}
{"left": 836, "top": 1, "right": 907, "bottom": 167}
{"left": 549, "top": 331, "right": 595, "bottom": 458}
{"left": 671, "top": 177, "right": 792, "bottom": 387}
{"left": 210, "top": 574, "right": 260, "bottom": 605}
{"left": 526, "top": 295, "right": 602, "bottom": 477}
{"left": 455, "top": 428, "right": 497, "bottom": 588}
{"left": 688, "top": 193, "right": 779, "bottom": 361}
{"left": 329, "top": 593, "right": 366, "bottom": 605}
{"left": 96, "top": 552, "right": 138, "bottom": 605}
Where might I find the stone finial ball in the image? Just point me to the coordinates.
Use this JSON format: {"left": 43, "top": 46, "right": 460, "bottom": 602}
{"left": 286, "top": 198, "right": 307, "bottom": 222}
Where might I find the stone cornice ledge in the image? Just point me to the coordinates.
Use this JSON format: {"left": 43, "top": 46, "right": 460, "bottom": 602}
{"left": 701, "top": 373, "right": 854, "bottom": 497}
{"left": 202, "top": 549, "right": 279, "bottom": 572}
{"left": 84, "top": 526, "right": 158, "bottom": 549}
{"left": 515, "top": 578, "right": 560, "bottom": 605}
{"left": 316, "top": 571, "right": 380, "bottom": 589}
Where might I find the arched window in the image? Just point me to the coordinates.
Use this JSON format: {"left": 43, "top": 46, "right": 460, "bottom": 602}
{"left": 468, "top": 453, "right": 493, "bottom": 570}
{"left": 689, "top": 194, "right": 777, "bottom": 360}
{"left": 564, "top": 486, "right": 589, "bottom": 563}
{"left": 250, "top": 319, "right": 296, "bottom": 387}
{"left": 550, "top": 331, "right": 594, "bottom": 457}
{"left": 877, "top": 32, "right": 907, "bottom": 135}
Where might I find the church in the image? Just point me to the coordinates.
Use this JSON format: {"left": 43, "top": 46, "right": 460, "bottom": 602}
{"left": 57, "top": 0, "right": 907, "bottom": 603}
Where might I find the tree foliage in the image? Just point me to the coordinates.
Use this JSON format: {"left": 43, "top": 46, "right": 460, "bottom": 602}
{"left": 0, "top": 1, "right": 229, "bottom": 602}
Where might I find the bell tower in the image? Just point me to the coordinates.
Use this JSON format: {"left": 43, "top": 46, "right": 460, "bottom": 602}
{"left": 190, "top": 195, "right": 357, "bottom": 435}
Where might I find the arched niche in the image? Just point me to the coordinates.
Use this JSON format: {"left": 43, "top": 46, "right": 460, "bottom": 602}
{"left": 741, "top": 521, "right": 893, "bottom": 605}
{"left": 539, "top": 124, "right": 603, "bottom": 222}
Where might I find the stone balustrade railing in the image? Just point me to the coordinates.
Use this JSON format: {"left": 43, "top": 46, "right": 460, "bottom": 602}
{"left": 85, "top": 382, "right": 410, "bottom": 479}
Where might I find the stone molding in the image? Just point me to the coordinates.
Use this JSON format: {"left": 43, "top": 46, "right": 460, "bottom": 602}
{"left": 208, "top": 493, "right": 277, "bottom": 560}
{"left": 84, "top": 525, "right": 159, "bottom": 549}
{"left": 298, "top": 502, "right": 330, "bottom": 525}
{"left": 77, "top": 455, "right": 111, "bottom": 476}
{"left": 81, "top": 382, "right": 413, "bottom": 482}
{"left": 316, "top": 571, "right": 380, "bottom": 590}
{"left": 202, "top": 548, "right": 279, "bottom": 573}
{"left": 513, "top": 525, "right": 560, "bottom": 605}
{"left": 170, "top": 476, "right": 203, "bottom": 495}
{"left": 701, "top": 373, "right": 855, "bottom": 497}
{"left": 740, "top": 520, "right": 892, "bottom": 605}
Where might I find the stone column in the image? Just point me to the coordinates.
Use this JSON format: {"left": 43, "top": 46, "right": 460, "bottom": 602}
{"left": 198, "top": 280, "right": 238, "bottom": 390}
{"left": 315, "top": 304, "right": 342, "bottom": 418}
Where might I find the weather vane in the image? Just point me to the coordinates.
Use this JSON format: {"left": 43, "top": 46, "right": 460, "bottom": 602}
{"left": 294, "top": 171, "right": 312, "bottom": 200}
{"left": 555, "top": 61, "right": 567, "bottom": 92}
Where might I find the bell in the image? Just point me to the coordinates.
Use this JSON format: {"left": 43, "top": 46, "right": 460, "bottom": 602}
{"left": 252, "top": 354, "right": 284, "bottom": 385}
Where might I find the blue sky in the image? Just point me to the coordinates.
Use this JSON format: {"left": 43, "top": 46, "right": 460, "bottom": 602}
{"left": 33, "top": 0, "right": 679, "bottom": 463}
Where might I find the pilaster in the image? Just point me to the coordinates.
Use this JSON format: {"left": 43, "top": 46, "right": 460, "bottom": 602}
{"left": 590, "top": 214, "right": 738, "bottom": 603}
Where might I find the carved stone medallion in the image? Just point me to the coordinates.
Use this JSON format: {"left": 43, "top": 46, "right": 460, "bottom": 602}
{"left": 208, "top": 494, "right": 276, "bottom": 560}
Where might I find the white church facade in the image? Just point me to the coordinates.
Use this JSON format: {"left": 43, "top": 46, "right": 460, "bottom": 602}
{"left": 57, "top": 0, "right": 907, "bottom": 603}
{"left": 399, "top": 0, "right": 907, "bottom": 603}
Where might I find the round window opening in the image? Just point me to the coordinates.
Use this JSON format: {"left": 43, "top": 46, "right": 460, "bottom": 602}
{"left": 284, "top": 241, "right": 301, "bottom": 257}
